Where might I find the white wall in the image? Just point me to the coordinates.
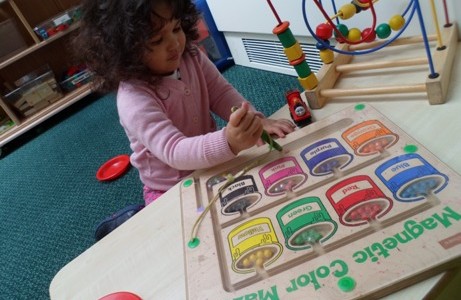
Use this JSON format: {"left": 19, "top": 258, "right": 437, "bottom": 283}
{"left": 207, "top": 0, "right": 460, "bottom": 38}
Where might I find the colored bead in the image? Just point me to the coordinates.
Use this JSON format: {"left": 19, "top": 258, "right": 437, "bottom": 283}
{"left": 273, "top": 21, "right": 297, "bottom": 48}
{"left": 316, "top": 39, "right": 330, "bottom": 51}
{"left": 255, "top": 258, "right": 264, "bottom": 268}
{"left": 334, "top": 24, "right": 349, "bottom": 43}
{"left": 298, "top": 72, "right": 318, "bottom": 90}
{"left": 351, "top": 1, "right": 362, "bottom": 13}
{"left": 319, "top": 49, "right": 334, "bottom": 64}
{"left": 339, "top": 3, "right": 357, "bottom": 20}
{"left": 290, "top": 55, "right": 312, "bottom": 78}
{"left": 389, "top": 15, "right": 405, "bottom": 31}
{"left": 316, "top": 23, "right": 333, "bottom": 40}
{"left": 348, "top": 28, "right": 362, "bottom": 42}
{"left": 361, "top": 27, "right": 376, "bottom": 42}
{"left": 284, "top": 42, "right": 303, "bottom": 61}
{"left": 263, "top": 249, "right": 273, "bottom": 258}
{"left": 376, "top": 23, "right": 391, "bottom": 39}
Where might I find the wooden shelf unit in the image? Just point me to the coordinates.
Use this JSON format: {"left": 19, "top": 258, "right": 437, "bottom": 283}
{"left": 0, "top": 0, "right": 90, "bottom": 149}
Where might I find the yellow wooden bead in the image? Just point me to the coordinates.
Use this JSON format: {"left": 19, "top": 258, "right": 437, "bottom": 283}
{"left": 339, "top": 3, "right": 357, "bottom": 20}
{"left": 319, "top": 49, "right": 334, "bottom": 64}
{"left": 284, "top": 42, "right": 303, "bottom": 61}
{"left": 298, "top": 72, "right": 318, "bottom": 90}
{"left": 389, "top": 15, "right": 405, "bottom": 31}
{"left": 348, "top": 28, "right": 362, "bottom": 42}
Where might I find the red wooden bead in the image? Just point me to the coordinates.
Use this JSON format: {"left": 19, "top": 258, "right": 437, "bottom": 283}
{"left": 361, "top": 27, "right": 376, "bottom": 42}
{"left": 316, "top": 23, "right": 333, "bottom": 40}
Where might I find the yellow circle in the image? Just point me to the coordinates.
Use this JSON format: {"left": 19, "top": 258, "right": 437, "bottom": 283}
{"left": 319, "top": 49, "right": 334, "bottom": 64}
{"left": 389, "top": 15, "right": 405, "bottom": 31}
{"left": 242, "top": 258, "right": 251, "bottom": 268}
{"left": 339, "top": 3, "right": 357, "bottom": 20}
{"left": 263, "top": 249, "right": 273, "bottom": 258}
{"left": 348, "top": 28, "right": 362, "bottom": 42}
{"left": 255, "top": 258, "right": 265, "bottom": 268}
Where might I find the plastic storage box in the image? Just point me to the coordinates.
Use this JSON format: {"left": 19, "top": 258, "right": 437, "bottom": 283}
{"left": 59, "top": 68, "right": 93, "bottom": 93}
{"left": 33, "top": 5, "right": 82, "bottom": 40}
{"left": 4, "top": 66, "right": 63, "bottom": 118}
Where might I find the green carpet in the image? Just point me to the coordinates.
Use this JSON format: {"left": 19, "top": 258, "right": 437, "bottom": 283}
{"left": 0, "top": 65, "right": 300, "bottom": 299}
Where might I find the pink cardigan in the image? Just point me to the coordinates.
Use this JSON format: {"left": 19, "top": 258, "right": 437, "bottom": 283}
{"left": 117, "top": 50, "right": 263, "bottom": 191}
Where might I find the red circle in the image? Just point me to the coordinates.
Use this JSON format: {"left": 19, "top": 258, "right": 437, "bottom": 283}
{"left": 316, "top": 23, "right": 333, "bottom": 40}
{"left": 96, "top": 154, "right": 131, "bottom": 181}
{"left": 272, "top": 21, "right": 290, "bottom": 35}
{"left": 99, "top": 291, "right": 142, "bottom": 300}
{"left": 361, "top": 27, "right": 376, "bottom": 42}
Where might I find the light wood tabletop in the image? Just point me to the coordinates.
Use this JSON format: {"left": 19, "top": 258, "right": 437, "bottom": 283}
{"left": 50, "top": 43, "right": 461, "bottom": 300}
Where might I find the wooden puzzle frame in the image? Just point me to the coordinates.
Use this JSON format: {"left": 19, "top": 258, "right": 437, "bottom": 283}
{"left": 180, "top": 104, "right": 461, "bottom": 299}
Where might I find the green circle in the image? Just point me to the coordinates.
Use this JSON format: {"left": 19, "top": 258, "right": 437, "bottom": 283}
{"left": 278, "top": 28, "right": 297, "bottom": 48}
{"left": 188, "top": 238, "right": 200, "bottom": 248}
{"left": 376, "top": 23, "right": 391, "bottom": 39}
{"left": 334, "top": 24, "right": 349, "bottom": 38}
{"left": 404, "top": 144, "right": 418, "bottom": 153}
{"left": 183, "top": 179, "right": 194, "bottom": 187}
{"left": 338, "top": 276, "right": 356, "bottom": 292}
{"left": 354, "top": 104, "right": 365, "bottom": 110}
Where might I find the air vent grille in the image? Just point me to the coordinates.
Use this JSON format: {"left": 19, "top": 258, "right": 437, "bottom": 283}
{"left": 242, "top": 38, "right": 323, "bottom": 73}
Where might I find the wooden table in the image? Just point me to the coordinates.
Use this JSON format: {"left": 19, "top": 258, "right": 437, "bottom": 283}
{"left": 50, "top": 43, "right": 461, "bottom": 299}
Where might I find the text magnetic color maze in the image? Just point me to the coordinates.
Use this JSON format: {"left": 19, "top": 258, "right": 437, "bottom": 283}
{"left": 180, "top": 104, "right": 461, "bottom": 300}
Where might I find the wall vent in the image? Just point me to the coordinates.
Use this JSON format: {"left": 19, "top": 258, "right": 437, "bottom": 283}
{"left": 242, "top": 38, "right": 323, "bottom": 73}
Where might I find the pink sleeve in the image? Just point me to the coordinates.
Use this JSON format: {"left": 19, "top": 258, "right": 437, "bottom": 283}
{"left": 118, "top": 83, "right": 236, "bottom": 171}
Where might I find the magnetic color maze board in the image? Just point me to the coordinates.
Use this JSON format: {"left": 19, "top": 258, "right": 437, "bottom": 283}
{"left": 180, "top": 104, "right": 461, "bottom": 300}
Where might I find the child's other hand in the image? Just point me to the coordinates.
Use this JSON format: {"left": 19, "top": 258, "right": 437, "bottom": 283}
{"left": 226, "top": 102, "right": 264, "bottom": 154}
{"left": 255, "top": 118, "right": 296, "bottom": 147}
{"left": 260, "top": 118, "right": 296, "bottom": 138}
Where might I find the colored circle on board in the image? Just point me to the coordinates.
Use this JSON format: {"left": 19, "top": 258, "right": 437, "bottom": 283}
{"left": 183, "top": 178, "right": 194, "bottom": 187}
{"left": 338, "top": 276, "right": 356, "bottom": 292}
{"left": 354, "top": 104, "right": 366, "bottom": 111}
{"left": 404, "top": 144, "right": 418, "bottom": 153}
{"left": 99, "top": 291, "right": 142, "bottom": 300}
{"left": 188, "top": 238, "right": 200, "bottom": 248}
{"left": 96, "top": 155, "right": 131, "bottom": 181}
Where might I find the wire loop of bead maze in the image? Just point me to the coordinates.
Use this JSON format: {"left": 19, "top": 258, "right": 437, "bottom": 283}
{"left": 267, "top": 0, "right": 458, "bottom": 109}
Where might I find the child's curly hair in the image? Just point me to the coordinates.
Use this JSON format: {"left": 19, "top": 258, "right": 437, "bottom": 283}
{"left": 74, "top": 0, "right": 200, "bottom": 91}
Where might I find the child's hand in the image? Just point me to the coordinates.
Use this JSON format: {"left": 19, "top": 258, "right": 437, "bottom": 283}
{"left": 260, "top": 118, "right": 296, "bottom": 138}
{"left": 226, "top": 102, "right": 264, "bottom": 154}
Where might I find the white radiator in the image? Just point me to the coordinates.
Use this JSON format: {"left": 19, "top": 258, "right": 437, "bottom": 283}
{"left": 224, "top": 32, "right": 322, "bottom": 76}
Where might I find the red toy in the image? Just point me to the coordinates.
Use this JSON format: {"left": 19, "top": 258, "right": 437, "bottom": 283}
{"left": 285, "top": 89, "right": 312, "bottom": 127}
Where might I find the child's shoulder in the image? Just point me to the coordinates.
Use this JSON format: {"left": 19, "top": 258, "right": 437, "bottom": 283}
{"left": 117, "top": 80, "right": 157, "bottom": 103}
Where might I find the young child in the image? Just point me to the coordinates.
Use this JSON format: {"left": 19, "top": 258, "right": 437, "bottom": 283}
{"left": 75, "top": 0, "right": 295, "bottom": 238}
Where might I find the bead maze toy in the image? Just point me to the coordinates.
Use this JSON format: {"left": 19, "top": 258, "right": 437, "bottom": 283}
{"left": 180, "top": 103, "right": 461, "bottom": 299}
{"left": 266, "top": 0, "right": 458, "bottom": 109}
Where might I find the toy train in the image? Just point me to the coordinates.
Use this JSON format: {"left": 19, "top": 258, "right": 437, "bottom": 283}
{"left": 286, "top": 89, "right": 312, "bottom": 128}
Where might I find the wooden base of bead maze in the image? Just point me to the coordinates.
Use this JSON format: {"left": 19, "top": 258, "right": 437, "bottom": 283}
{"left": 304, "top": 22, "right": 458, "bottom": 109}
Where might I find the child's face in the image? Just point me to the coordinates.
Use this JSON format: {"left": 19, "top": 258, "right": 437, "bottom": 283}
{"left": 142, "top": 2, "right": 186, "bottom": 76}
